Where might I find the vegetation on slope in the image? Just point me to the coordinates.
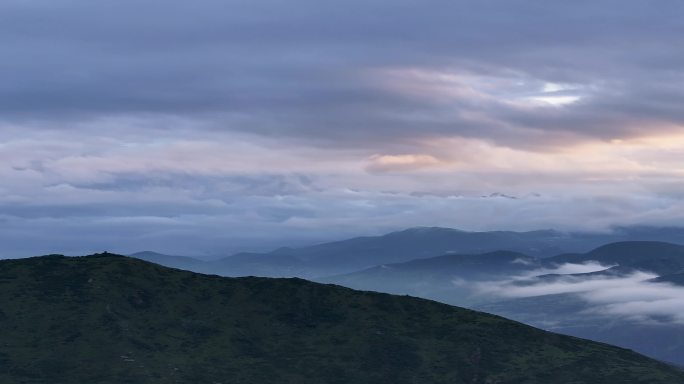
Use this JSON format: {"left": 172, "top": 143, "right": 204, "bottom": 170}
{"left": 0, "top": 254, "right": 682, "bottom": 383}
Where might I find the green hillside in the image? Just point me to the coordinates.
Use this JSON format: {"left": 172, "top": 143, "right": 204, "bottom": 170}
{"left": 0, "top": 254, "right": 682, "bottom": 383}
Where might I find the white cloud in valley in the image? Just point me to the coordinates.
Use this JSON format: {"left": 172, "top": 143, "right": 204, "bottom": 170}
{"left": 474, "top": 263, "right": 684, "bottom": 325}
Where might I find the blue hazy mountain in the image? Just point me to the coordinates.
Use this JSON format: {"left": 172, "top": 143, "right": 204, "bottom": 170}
{"left": 654, "top": 272, "right": 684, "bottom": 285}
{"left": 321, "top": 241, "right": 684, "bottom": 303}
{"left": 189, "top": 226, "right": 684, "bottom": 278}
{"left": 546, "top": 241, "right": 684, "bottom": 266}
{"left": 320, "top": 251, "right": 540, "bottom": 306}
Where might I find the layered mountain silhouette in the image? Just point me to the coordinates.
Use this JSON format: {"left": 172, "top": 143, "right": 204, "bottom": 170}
{"left": 323, "top": 241, "right": 684, "bottom": 294}
{"left": 320, "top": 251, "right": 540, "bottom": 305}
{"left": 547, "top": 241, "right": 684, "bottom": 269}
{"left": 0, "top": 254, "right": 682, "bottom": 383}
{"left": 202, "top": 227, "right": 576, "bottom": 277}
{"left": 130, "top": 226, "right": 684, "bottom": 278}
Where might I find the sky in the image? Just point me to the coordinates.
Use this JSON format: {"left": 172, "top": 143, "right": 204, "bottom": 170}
{"left": 2, "top": 0, "right": 684, "bottom": 257}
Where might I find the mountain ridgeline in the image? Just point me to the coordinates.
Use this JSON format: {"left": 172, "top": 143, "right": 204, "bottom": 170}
{"left": 132, "top": 226, "right": 684, "bottom": 278}
{"left": 321, "top": 241, "right": 684, "bottom": 303}
{"left": 1, "top": 255, "right": 683, "bottom": 383}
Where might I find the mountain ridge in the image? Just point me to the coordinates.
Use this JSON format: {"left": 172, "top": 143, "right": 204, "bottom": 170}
{"left": 127, "top": 226, "right": 684, "bottom": 278}
{"left": 0, "top": 254, "right": 682, "bottom": 383}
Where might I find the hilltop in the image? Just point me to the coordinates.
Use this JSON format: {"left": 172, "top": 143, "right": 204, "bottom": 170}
{"left": 0, "top": 254, "right": 682, "bottom": 383}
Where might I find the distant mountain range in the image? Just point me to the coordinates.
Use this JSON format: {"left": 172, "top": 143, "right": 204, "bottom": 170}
{"left": 547, "top": 241, "right": 684, "bottom": 269}
{"left": 319, "top": 250, "right": 540, "bottom": 306}
{"left": 320, "top": 241, "right": 684, "bottom": 300}
{"left": 0, "top": 254, "right": 681, "bottom": 383}
{"left": 131, "top": 226, "right": 684, "bottom": 278}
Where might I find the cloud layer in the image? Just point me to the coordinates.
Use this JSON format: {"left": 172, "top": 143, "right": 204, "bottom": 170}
{"left": 2, "top": 1, "right": 684, "bottom": 255}
{"left": 476, "top": 263, "right": 684, "bottom": 325}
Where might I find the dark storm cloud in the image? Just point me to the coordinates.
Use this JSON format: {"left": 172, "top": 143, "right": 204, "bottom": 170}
{"left": 1, "top": 0, "right": 684, "bottom": 147}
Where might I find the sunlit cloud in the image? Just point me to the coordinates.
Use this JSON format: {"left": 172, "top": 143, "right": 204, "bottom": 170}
{"left": 365, "top": 154, "right": 446, "bottom": 173}
{"left": 527, "top": 95, "right": 581, "bottom": 106}
{"left": 373, "top": 67, "right": 588, "bottom": 110}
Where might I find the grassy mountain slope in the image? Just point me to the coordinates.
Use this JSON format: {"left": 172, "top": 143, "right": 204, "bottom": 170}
{"left": 0, "top": 254, "right": 682, "bottom": 383}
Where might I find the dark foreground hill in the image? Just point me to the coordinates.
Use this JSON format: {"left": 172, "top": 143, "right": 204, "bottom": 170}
{"left": 0, "top": 255, "right": 682, "bottom": 383}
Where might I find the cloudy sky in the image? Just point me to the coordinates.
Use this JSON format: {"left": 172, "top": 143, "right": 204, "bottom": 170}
{"left": 2, "top": 0, "right": 684, "bottom": 256}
